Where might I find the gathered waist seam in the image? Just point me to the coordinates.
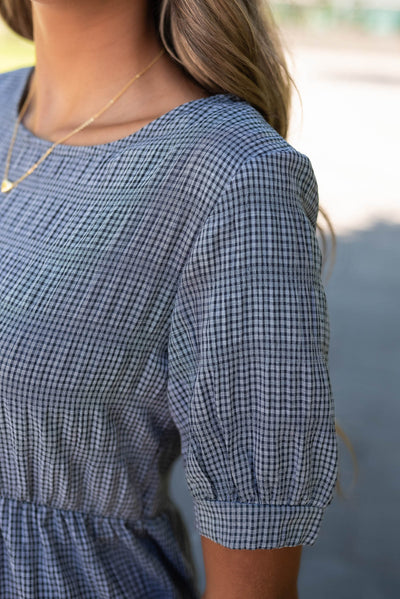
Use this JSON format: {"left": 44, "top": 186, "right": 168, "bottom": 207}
{"left": 0, "top": 494, "right": 161, "bottom": 529}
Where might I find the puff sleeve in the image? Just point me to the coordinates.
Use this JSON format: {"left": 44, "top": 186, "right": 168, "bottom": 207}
{"left": 167, "top": 149, "right": 338, "bottom": 549}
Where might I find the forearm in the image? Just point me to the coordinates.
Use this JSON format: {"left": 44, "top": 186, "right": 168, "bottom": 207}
{"left": 200, "top": 536, "right": 302, "bottom": 599}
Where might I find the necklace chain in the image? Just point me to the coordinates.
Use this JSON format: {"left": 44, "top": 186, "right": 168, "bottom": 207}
{"left": 1, "top": 47, "right": 165, "bottom": 194}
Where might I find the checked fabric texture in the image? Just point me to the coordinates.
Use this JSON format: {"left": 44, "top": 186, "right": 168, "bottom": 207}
{"left": 0, "top": 66, "right": 338, "bottom": 598}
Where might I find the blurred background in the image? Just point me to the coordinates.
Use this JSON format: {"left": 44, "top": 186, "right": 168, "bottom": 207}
{"left": 1, "top": 2, "right": 399, "bottom": 597}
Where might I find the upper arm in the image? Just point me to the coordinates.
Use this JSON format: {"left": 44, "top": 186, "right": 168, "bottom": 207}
{"left": 201, "top": 535, "right": 302, "bottom": 599}
{"left": 167, "top": 148, "right": 338, "bottom": 589}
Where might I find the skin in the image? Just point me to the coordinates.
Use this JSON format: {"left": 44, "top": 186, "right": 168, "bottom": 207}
{"left": 27, "top": 2, "right": 304, "bottom": 595}
{"left": 201, "top": 536, "right": 302, "bottom": 599}
{"left": 25, "top": 0, "right": 211, "bottom": 145}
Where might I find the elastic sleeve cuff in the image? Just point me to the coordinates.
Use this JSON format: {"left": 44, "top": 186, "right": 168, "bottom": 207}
{"left": 193, "top": 498, "right": 326, "bottom": 549}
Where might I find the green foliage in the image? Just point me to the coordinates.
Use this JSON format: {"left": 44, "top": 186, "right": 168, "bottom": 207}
{"left": 0, "top": 20, "right": 35, "bottom": 73}
{"left": 271, "top": 2, "right": 400, "bottom": 34}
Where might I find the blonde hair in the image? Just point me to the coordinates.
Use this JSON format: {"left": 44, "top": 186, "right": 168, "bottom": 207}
{"left": 0, "top": 0, "right": 356, "bottom": 497}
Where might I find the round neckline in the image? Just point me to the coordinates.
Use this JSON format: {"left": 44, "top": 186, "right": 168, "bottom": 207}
{"left": 14, "top": 66, "right": 236, "bottom": 156}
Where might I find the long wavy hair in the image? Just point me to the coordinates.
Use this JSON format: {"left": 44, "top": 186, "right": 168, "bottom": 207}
{"left": 0, "top": 0, "right": 357, "bottom": 497}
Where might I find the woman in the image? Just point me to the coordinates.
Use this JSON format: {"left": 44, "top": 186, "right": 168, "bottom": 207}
{"left": 0, "top": 1, "right": 338, "bottom": 598}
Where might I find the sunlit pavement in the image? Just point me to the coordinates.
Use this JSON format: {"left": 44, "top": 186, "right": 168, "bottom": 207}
{"left": 169, "top": 24, "right": 400, "bottom": 598}
{"left": 285, "top": 24, "right": 400, "bottom": 236}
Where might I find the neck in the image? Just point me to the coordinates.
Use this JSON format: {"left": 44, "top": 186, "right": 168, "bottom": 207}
{"left": 28, "top": 0, "right": 167, "bottom": 136}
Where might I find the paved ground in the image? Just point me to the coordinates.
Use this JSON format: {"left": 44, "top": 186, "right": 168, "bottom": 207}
{"left": 169, "top": 24, "right": 400, "bottom": 598}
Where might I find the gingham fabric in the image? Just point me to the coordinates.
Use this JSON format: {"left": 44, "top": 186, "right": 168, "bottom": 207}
{"left": 0, "top": 66, "right": 338, "bottom": 598}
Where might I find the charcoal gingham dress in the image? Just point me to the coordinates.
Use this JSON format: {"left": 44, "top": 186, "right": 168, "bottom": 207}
{"left": 0, "top": 66, "right": 338, "bottom": 598}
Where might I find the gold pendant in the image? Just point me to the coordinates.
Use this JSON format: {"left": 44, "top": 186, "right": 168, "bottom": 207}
{"left": 1, "top": 179, "right": 14, "bottom": 193}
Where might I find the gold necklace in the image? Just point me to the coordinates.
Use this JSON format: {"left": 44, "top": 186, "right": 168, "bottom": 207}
{"left": 1, "top": 47, "right": 165, "bottom": 194}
